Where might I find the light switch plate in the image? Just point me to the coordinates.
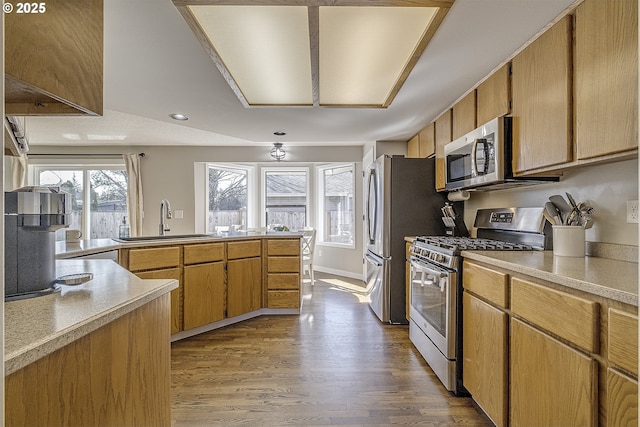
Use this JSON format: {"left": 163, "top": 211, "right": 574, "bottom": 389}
{"left": 174, "top": 209, "right": 184, "bottom": 219}
{"left": 627, "top": 201, "right": 638, "bottom": 223}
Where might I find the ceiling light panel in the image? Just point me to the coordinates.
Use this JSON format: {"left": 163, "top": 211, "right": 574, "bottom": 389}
{"left": 189, "top": 5, "right": 313, "bottom": 106}
{"left": 319, "top": 6, "right": 438, "bottom": 107}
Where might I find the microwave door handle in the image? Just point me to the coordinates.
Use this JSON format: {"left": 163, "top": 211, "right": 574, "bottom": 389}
{"left": 471, "top": 138, "right": 479, "bottom": 176}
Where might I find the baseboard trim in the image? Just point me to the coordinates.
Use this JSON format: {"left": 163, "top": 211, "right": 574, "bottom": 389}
{"left": 171, "top": 308, "right": 299, "bottom": 342}
{"left": 314, "top": 265, "right": 364, "bottom": 281}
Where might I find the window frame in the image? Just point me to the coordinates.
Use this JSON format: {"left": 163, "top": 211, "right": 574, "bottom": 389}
{"left": 261, "top": 166, "right": 310, "bottom": 230}
{"left": 316, "top": 162, "right": 356, "bottom": 249}
{"left": 30, "top": 159, "right": 127, "bottom": 239}
{"left": 204, "top": 163, "right": 254, "bottom": 234}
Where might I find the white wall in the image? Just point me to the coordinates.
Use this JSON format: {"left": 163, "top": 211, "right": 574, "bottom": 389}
{"left": 24, "top": 144, "right": 367, "bottom": 277}
{"left": 464, "top": 159, "right": 639, "bottom": 246}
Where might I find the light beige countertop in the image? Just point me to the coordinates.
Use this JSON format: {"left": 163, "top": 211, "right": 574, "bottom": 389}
{"left": 5, "top": 259, "right": 178, "bottom": 375}
{"left": 461, "top": 250, "right": 638, "bottom": 306}
{"left": 56, "top": 231, "right": 303, "bottom": 259}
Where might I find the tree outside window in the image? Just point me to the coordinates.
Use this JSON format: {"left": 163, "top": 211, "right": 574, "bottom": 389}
{"left": 207, "top": 166, "right": 248, "bottom": 233}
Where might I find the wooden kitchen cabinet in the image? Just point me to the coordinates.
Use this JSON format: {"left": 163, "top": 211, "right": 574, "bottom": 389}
{"left": 183, "top": 243, "right": 225, "bottom": 330}
{"left": 124, "top": 246, "right": 183, "bottom": 333}
{"left": 265, "top": 239, "right": 301, "bottom": 309}
{"left": 511, "top": 15, "right": 572, "bottom": 174}
{"left": 435, "top": 109, "right": 452, "bottom": 191}
{"left": 476, "top": 63, "right": 510, "bottom": 126}
{"left": 510, "top": 318, "right": 598, "bottom": 427}
{"left": 452, "top": 90, "right": 477, "bottom": 140}
{"left": 407, "top": 123, "right": 435, "bottom": 159}
{"left": 227, "top": 240, "right": 262, "bottom": 318}
{"left": 574, "top": 0, "right": 638, "bottom": 161}
{"left": 607, "top": 368, "right": 638, "bottom": 427}
{"left": 5, "top": 0, "right": 103, "bottom": 115}
{"left": 462, "top": 261, "right": 509, "bottom": 427}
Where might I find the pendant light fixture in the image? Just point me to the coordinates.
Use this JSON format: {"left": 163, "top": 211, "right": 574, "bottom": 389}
{"left": 270, "top": 142, "right": 286, "bottom": 162}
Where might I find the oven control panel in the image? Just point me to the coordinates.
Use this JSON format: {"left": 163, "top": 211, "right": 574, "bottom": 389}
{"left": 490, "top": 212, "right": 514, "bottom": 223}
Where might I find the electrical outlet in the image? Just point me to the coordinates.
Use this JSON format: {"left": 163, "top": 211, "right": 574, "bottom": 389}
{"left": 174, "top": 209, "right": 184, "bottom": 219}
{"left": 627, "top": 201, "right": 639, "bottom": 223}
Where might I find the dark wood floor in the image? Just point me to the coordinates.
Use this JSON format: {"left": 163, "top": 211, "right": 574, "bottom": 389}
{"left": 171, "top": 272, "right": 493, "bottom": 426}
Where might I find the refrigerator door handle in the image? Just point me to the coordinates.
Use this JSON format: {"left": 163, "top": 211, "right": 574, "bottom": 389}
{"left": 366, "top": 168, "right": 377, "bottom": 245}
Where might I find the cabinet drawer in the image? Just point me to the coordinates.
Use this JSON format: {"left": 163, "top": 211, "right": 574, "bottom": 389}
{"left": 267, "top": 239, "right": 300, "bottom": 256}
{"left": 183, "top": 242, "right": 224, "bottom": 265}
{"left": 608, "top": 308, "right": 638, "bottom": 376}
{"left": 511, "top": 277, "right": 598, "bottom": 353}
{"left": 268, "top": 256, "right": 300, "bottom": 273}
{"left": 227, "top": 240, "right": 261, "bottom": 260}
{"left": 463, "top": 261, "right": 509, "bottom": 308}
{"left": 267, "top": 290, "right": 300, "bottom": 308}
{"left": 268, "top": 273, "right": 300, "bottom": 290}
{"left": 128, "top": 246, "right": 180, "bottom": 271}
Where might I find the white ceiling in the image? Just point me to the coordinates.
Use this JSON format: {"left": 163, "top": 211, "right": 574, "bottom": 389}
{"left": 25, "top": 0, "right": 576, "bottom": 147}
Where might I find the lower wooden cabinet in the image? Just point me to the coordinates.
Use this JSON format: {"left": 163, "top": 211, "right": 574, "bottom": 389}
{"left": 607, "top": 368, "right": 638, "bottom": 426}
{"left": 227, "top": 257, "right": 262, "bottom": 317}
{"left": 265, "top": 239, "right": 301, "bottom": 308}
{"left": 183, "top": 261, "right": 225, "bottom": 330}
{"left": 510, "top": 318, "right": 597, "bottom": 427}
{"left": 135, "top": 267, "right": 182, "bottom": 334}
{"left": 463, "top": 292, "right": 508, "bottom": 427}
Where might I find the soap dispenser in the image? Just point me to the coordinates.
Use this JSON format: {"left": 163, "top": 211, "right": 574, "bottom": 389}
{"left": 119, "top": 216, "right": 130, "bottom": 238}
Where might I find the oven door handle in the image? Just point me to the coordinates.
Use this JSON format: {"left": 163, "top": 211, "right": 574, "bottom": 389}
{"left": 409, "top": 258, "right": 448, "bottom": 292}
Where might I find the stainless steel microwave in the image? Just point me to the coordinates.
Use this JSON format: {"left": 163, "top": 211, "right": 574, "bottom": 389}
{"left": 444, "top": 116, "right": 558, "bottom": 191}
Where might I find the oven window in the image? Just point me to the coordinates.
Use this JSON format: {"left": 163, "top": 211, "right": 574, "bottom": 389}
{"left": 410, "top": 265, "right": 448, "bottom": 336}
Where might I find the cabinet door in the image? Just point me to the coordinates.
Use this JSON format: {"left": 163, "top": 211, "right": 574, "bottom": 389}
{"left": 452, "top": 90, "right": 477, "bottom": 140}
{"left": 575, "top": 0, "right": 638, "bottom": 159}
{"left": 463, "top": 292, "right": 508, "bottom": 427}
{"left": 135, "top": 268, "right": 182, "bottom": 334}
{"left": 512, "top": 16, "right": 572, "bottom": 173}
{"left": 607, "top": 368, "right": 638, "bottom": 427}
{"left": 227, "top": 257, "right": 261, "bottom": 318}
{"left": 183, "top": 262, "right": 225, "bottom": 330}
{"left": 419, "top": 123, "right": 435, "bottom": 158}
{"left": 477, "top": 63, "right": 510, "bottom": 126}
{"left": 407, "top": 134, "right": 420, "bottom": 158}
{"left": 510, "top": 318, "right": 597, "bottom": 427}
{"left": 435, "top": 109, "right": 452, "bottom": 191}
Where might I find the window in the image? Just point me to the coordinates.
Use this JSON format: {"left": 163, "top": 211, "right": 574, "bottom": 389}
{"left": 264, "top": 169, "right": 308, "bottom": 231}
{"left": 207, "top": 165, "right": 249, "bottom": 233}
{"left": 317, "top": 163, "right": 354, "bottom": 247}
{"left": 35, "top": 167, "right": 128, "bottom": 240}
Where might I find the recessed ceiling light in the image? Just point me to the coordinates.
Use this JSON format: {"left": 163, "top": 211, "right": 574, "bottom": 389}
{"left": 169, "top": 113, "right": 189, "bottom": 121}
{"left": 273, "top": 131, "right": 286, "bottom": 136}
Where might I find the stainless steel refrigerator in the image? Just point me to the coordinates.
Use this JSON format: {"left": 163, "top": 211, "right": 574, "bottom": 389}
{"left": 365, "top": 155, "right": 451, "bottom": 324}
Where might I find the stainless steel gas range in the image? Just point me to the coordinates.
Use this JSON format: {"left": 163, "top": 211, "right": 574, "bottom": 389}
{"left": 408, "top": 207, "right": 552, "bottom": 395}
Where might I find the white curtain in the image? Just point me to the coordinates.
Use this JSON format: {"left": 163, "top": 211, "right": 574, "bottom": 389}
{"left": 10, "top": 154, "right": 27, "bottom": 190}
{"left": 123, "top": 153, "right": 144, "bottom": 237}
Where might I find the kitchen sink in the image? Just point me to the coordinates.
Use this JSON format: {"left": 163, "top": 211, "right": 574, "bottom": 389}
{"left": 112, "top": 233, "right": 212, "bottom": 243}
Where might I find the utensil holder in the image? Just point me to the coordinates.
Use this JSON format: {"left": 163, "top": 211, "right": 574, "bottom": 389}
{"left": 552, "top": 225, "right": 585, "bottom": 257}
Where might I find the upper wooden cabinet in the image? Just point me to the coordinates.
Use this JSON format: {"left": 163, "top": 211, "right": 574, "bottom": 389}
{"left": 435, "top": 109, "right": 452, "bottom": 191}
{"left": 574, "top": 0, "right": 638, "bottom": 160}
{"left": 511, "top": 16, "right": 572, "bottom": 174}
{"left": 407, "top": 123, "right": 435, "bottom": 159}
{"left": 5, "top": 0, "right": 104, "bottom": 115}
{"left": 452, "top": 90, "right": 477, "bottom": 140}
{"left": 476, "top": 63, "right": 511, "bottom": 126}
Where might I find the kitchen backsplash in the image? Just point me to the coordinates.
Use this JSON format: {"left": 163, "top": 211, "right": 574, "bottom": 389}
{"left": 464, "top": 159, "right": 638, "bottom": 247}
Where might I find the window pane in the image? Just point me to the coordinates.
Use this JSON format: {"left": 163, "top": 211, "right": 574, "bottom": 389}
{"left": 323, "top": 165, "right": 354, "bottom": 245}
{"left": 39, "top": 170, "right": 84, "bottom": 241}
{"left": 208, "top": 166, "right": 248, "bottom": 233}
{"left": 265, "top": 171, "right": 307, "bottom": 230}
{"left": 89, "top": 170, "right": 128, "bottom": 238}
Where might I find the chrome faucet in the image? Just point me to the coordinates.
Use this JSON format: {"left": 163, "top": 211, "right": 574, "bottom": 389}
{"left": 159, "top": 199, "right": 172, "bottom": 235}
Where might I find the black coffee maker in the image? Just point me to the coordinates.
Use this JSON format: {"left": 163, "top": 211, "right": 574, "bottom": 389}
{"left": 5, "top": 186, "right": 71, "bottom": 300}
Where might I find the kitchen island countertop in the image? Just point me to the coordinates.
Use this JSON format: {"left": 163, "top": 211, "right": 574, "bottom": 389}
{"left": 56, "top": 231, "right": 303, "bottom": 259}
{"left": 461, "top": 250, "right": 638, "bottom": 306}
{"left": 5, "top": 259, "right": 178, "bottom": 375}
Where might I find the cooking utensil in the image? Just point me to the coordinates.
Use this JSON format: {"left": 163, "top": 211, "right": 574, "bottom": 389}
{"left": 549, "top": 195, "right": 572, "bottom": 224}
{"left": 565, "top": 192, "right": 581, "bottom": 225}
{"left": 545, "top": 201, "right": 562, "bottom": 225}
{"left": 542, "top": 209, "right": 557, "bottom": 225}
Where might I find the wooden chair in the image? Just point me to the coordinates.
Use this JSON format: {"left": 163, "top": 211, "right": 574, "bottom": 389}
{"left": 301, "top": 228, "right": 316, "bottom": 285}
